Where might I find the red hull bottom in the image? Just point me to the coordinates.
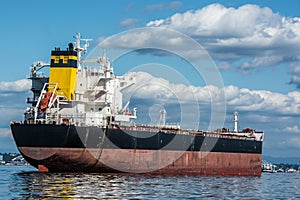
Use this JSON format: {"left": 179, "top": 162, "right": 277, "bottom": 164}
{"left": 19, "top": 147, "right": 262, "bottom": 176}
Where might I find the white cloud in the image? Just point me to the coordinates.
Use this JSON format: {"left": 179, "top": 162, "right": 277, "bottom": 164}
{"left": 96, "top": 27, "right": 212, "bottom": 62}
{"left": 227, "top": 88, "right": 264, "bottom": 106}
{"left": 228, "top": 89, "right": 300, "bottom": 114}
{"left": 146, "top": 4, "right": 300, "bottom": 69}
{"left": 239, "top": 56, "right": 284, "bottom": 71}
{"left": 124, "top": 71, "right": 223, "bottom": 104}
{"left": 0, "top": 79, "right": 31, "bottom": 93}
{"left": 97, "top": 3, "right": 300, "bottom": 78}
{"left": 125, "top": 72, "right": 300, "bottom": 115}
{"left": 147, "top": 4, "right": 298, "bottom": 39}
{"left": 283, "top": 125, "right": 300, "bottom": 133}
{"left": 160, "top": 5, "right": 296, "bottom": 39}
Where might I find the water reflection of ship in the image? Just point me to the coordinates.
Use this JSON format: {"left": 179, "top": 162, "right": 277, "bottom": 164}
{"left": 13, "top": 172, "right": 75, "bottom": 199}
{"left": 12, "top": 172, "right": 138, "bottom": 199}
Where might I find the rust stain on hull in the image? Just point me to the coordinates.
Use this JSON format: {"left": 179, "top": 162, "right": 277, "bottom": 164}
{"left": 19, "top": 147, "right": 262, "bottom": 176}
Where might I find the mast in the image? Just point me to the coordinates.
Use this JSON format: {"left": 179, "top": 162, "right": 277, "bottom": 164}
{"left": 233, "top": 112, "right": 238, "bottom": 132}
{"left": 73, "top": 33, "right": 92, "bottom": 69}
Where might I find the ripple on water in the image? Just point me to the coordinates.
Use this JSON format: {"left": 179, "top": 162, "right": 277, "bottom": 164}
{"left": 1, "top": 166, "right": 300, "bottom": 199}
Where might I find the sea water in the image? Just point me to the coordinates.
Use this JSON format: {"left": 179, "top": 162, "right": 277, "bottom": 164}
{"left": 0, "top": 165, "right": 299, "bottom": 199}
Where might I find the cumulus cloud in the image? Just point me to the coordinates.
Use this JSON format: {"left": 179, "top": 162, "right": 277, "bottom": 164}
{"left": 147, "top": 4, "right": 300, "bottom": 44}
{"left": 125, "top": 72, "right": 300, "bottom": 115}
{"left": 98, "top": 3, "right": 300, "bottom": 79}
{"left": 228, "top": 89, "right": 300, "bottom": 115}
{"left": 96, "top": 27, "right": 213, "bottom": 62}
{"left": 146, "top": 4, "right": 300, "bottom": 70}
{"left": 124, "top": 72, "right": 189, "bottom": 104}
{"left": 239, "top": 56, "right": 284, "bottom": 71}
{"left": 124, "top": 71, "right": 223, "bottom": 104}
{"left": 0, "top": 79, "right": 31, "bottom": 93}
{"left": 283, "top": 125, "right": 300, "bottom": 133}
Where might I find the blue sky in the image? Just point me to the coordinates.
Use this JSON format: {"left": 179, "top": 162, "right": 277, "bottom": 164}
{"left": 0, "top": 1, "right": 300, "bottom": 161}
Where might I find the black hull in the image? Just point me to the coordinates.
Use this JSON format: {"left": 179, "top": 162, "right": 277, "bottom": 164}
{"left": 11, "top": 124, "right": 263, "bottom": 176}
{"left": 11, "top": 124, "right": 262, "bottom": 153}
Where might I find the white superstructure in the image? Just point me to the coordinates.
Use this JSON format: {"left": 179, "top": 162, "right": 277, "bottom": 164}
{"left": 30, "top": 34, "right": 136, "bottom": 127}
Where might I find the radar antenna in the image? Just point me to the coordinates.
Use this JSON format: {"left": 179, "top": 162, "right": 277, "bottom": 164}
{"left": 73, "top": 33, "right": 92, "bottom": 69}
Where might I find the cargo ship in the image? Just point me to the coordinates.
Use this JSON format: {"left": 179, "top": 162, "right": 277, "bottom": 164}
{"left": 10, "top": 34, "right": 264, "bottom": 176}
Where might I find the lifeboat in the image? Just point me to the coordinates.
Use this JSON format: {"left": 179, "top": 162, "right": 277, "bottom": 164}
{"left": 40, "top": 92, "right": 54, "bottom": 111}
